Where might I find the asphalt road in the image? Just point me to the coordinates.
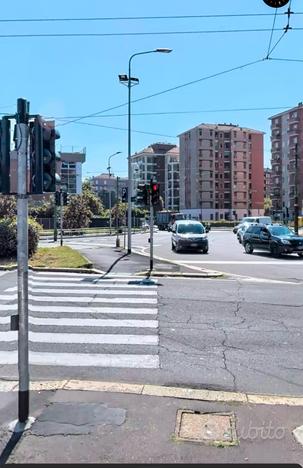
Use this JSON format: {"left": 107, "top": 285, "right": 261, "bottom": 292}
{"left": 1, "top": 270, "right": 303, "bottom": 396}
{"left": 59, "top": 229, "right": 303, "bottom": 283}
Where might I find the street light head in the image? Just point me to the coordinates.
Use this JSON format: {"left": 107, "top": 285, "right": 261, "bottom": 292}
{"left": 155, "top": 48, "right": 173, "bottom": 53}
{"left": 119, "top": 74, "right": 129, "bottom": 82}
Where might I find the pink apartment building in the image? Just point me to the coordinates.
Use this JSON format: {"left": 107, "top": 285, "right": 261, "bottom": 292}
{"left": 179, "top": 123, "right": 264, "bottom": 221}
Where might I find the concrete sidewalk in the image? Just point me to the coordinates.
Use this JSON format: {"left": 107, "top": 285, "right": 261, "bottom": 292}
{"left": 69, "top": 244, "right": 222, "bottom": 278}
{"left": 1, "top": 382, "right": 303, "bottom": 464}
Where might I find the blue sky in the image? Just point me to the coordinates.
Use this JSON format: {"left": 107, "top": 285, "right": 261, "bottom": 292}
{"left": 1, "top": 0, "right": 302, "bottom": 177}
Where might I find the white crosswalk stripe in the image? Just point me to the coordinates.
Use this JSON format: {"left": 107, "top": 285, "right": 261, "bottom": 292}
{"left": 0, "top": 273, "right": 159, "bottom": 369}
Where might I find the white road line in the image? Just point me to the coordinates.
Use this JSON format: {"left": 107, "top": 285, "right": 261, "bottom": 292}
{"left": 27, "top": 281, "right": 157, "bottom": 289}
{"left": 0, "top": 351, "right": 159, "bottom": 368}
{"left": 29, "top": 272, "right": 148, "bottom": 284}
{"left": 0, "top": 304, "right": 157, "bottom": 314}
{"left": 0, "top": 295, "right": 157, "bottom": 304}
{"left": 175, "top": 260, "right": 303, "bottom": 265}
{"left": 0, "top": 316, "right": 158, "bottom": 328}
{"left": 5, "top": 287, "right": 157, "bottom": 296}
{"left": 0, "top": 331, "right": 158, "bottom": 345}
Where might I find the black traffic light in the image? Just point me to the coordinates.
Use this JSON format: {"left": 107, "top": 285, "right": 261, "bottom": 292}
{"left": 0, "top": 118, "right": 11, "bottom": 194}
{"left": 121, "top": 186, "right": 128, "bottom": 203}
{"left": 263, "top": 0, "right": 289, "bottom": 7}
{"left": 136, "top": 183, "right": 148, "bottom": 206}
{"left": 55, "top": 191, "right": 61, "bottom": 206}
{"left": 30, "top": 117, "right": 61, "bottom": 194}
{"left": 150, "top": 181, "right": 160, "bottom": 206}
{"left": 62, "top": 191, "right": 68, "bottom": 206}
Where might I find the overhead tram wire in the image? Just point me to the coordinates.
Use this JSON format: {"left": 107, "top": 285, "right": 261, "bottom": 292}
{"left": 266, "top": 2, "right": 293, "bottom": 59}
{"left": 1, "top": 27, "right": 302, "bottom": 39}
{"left": 0, "top": 11, "right": 300, "bottom": 23}
{"left": 266, "top": 7, "right": 278, "bottom": 58}
{"left": 58, "top": 57, "right": 266, "bottom": 128}
{"left": 69, "top": 121, "right": 177, "bottom": 138}
{"left": 268, "top": 57, "right": 303, "bottom": 62}
{"left": 49, "top": 106, "right": 294, "bottom": 120}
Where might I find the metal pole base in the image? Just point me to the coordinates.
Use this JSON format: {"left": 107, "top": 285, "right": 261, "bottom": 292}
{"left": 18, "top": 390, "right": 29, "bottom": 423}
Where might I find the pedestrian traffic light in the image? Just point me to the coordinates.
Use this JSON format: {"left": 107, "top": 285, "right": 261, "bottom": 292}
{"left": 263, "top": 0, "right": 289, "bottom": 7}
{"left": 136, "top": 183, "right": 148, "bottom": 206}
{"left": 0, "top": 118, "right": 11, "bottom": 194}
{"left": 30, "top": 117, "right": 61, "bottom": 194}
{"left": 150, "top": 182, "right": 160, "bottom": 206}
{"left": 121, "top": 187, "right": 128, "bottom": 203}
{"left": 62, "top": 191, "right": 68, "bottom": 206}
{"left": 55, "top": 191, "right": 61, "bottom": 206}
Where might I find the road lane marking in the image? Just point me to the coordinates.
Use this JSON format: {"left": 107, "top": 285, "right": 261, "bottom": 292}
{"left": 0, "top": 351, "right": 159, "bottom": 368}
{"left": 175, "top": 260, "right": 303, "bottom": 265}
{"left": 6, "top": 287, "right": 157, "bottom": 296}
{"left": 0, "top": 305, "right": 157, "bottom": 314}
{"left": 0, "top": 316, "right": 158, "bottom": 327}
{"left": 0, "top": 331, "right": 158, "bottom": 345}
{"left": 0, "top": 295, "right": 157, "bottom": 304}
{"left": 27, "top": 281, "right": 157, "bottom": 289}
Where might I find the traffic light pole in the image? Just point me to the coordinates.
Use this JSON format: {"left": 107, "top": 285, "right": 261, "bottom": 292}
{"left": 149, "top": 196, "right": 154, "bottom": 272}
{"left": 16, "top": 98, "right": 30, "bottom": 423}
{"left": 294, "top": 143, "right": 299, "bottom": 235}
{"left": 116, "top": 176, "right": 120, "bottom": 248}
{"left": 53, "top": 199, "right": 58, "bottom": 242}
{"left": 60, "top": 189, "right": 64, "bottom": 246}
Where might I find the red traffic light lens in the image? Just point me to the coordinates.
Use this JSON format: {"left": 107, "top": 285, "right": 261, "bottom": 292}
{"left": 152, "top": 184, "right": 158, "bottom": 191}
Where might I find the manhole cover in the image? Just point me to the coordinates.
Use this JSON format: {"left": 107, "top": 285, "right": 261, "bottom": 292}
{"left": 175, "top": 410, "right": 238, "bottom": 446}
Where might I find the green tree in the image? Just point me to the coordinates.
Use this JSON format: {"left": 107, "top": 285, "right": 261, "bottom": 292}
{"left": 112, "top": 201, "right": 127, "bottom": 222}
{"left": 264, "top": 197, "right": 272, "bottom": 215}
{"left": 82, "top": 180, "right": 104, "bottom": 215}
{"left": 63, "top": 195, "right": 92, "bottom": 229}
{"left": 0, "top": 195, "right": 17, "bottom": 218}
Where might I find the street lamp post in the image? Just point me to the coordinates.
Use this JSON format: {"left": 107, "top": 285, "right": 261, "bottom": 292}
{"left": 119, "top": 48, "right": 172, "bottom": 254}
{"left": 107, "top": 151, "right": 121, "bottom": 235}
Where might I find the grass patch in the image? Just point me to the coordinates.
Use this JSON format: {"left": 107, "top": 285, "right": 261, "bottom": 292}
{"left": 29, "top": 246, "right": 92, "bottom": 269}
{"left": 0, "top": 257, "right": 16, "bottom": 268}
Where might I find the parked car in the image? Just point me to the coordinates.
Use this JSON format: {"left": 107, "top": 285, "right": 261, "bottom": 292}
{"left": 242, "top": 224, "right": 303, "bottom": 257}
{"left": 233, "top": 216, "right": 272, "bottom": 234}
{"left": 171, "top": 220, "right": 208, "bottom": 253}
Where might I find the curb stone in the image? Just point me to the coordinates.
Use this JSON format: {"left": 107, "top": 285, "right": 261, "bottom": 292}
{"left": 0, "top": 266, "right": 104, "bottom": 274}
{"left": 1, "top": 379, "right": 303, "bottom": 406}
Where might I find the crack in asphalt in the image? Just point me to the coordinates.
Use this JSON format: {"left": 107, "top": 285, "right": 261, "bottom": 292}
{"left": 221, "top": 329, "right": 237, "bottom": 392}
{"left": 158, "top": 294, "right": 303, "bottom": 309}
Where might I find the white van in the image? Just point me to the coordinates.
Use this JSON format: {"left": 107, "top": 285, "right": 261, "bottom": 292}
{"left": 233, "top": 216, "right": 272, "bottom": 234}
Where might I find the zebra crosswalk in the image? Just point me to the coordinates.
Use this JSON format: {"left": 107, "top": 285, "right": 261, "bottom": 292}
{"left": 0, "top": 272, "right": 159, "bottom": 369}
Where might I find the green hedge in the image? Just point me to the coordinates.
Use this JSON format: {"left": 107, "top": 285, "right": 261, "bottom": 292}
{"left": 0, "top": 217, "right": 40, "bottom": 258}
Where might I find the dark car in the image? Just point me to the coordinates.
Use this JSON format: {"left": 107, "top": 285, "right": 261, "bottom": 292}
{"left": 171, "top": 220, "right": 208, "bottom": 253}
{"left": 242, "top": 224, "right": 303, "bottom": 257}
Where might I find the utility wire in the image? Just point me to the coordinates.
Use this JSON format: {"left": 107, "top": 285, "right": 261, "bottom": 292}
{"left": 267, "top": 3, "right": 293, "bottom": 58}
{"left": 0, "top": 12, "right": 299, "bottom": 23}
{"left": 268, "top": 57, "right": 303, "bottom": 62}
{"left": 72, "top": 121, "right": 177, "bottom": 138}
{"left": 58, "top": 58, "right": 265, "bottom": 127}
{"left": 50, "top": 106, "right": 293, "bottom": 120}
{"left": 266, "top": 8, "right": 278, "bottom": 58}
{"left": 0, "top": 27, "right": 301, "bottom": 39}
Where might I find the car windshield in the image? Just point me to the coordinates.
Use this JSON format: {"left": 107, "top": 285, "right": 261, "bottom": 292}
{"left": 177, "top": 224, "right": 204, "bottom": 234}
{"left": 268, "top": 226, "right": 294, "bottom": 236}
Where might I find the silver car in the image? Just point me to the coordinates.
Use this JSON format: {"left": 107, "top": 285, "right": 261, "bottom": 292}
{"left": 171, "top": 220, "right": 208, "bottom": 253}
